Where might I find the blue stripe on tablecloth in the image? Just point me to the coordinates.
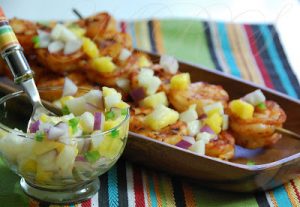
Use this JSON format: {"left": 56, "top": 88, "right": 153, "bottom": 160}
{"left": 148, "top": 20, "right": 157, "bottom": 53}
{"left": 217, "top": 22, "right": 242, "bottom": 78}
{"left": 203, "top": 21, "right": 223, "bottom": 71}
{"left": 148, "top": 173, "right": 158, "bottom": 207}
{"left": 259, "top": 24, "right": 298, "bottom": 98}
{"left": 273, "top": 186, "right": 293, "bottom": 207}
{"left": 108, "top": 165, "right": 119, "bottom": 206}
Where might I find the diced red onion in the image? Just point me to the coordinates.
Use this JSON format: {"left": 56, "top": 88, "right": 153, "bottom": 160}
{"left": 129, "top": 87, "right": 146, "bottom": 103}
{"left": 47, "top": 126, "right": 65, "bottom": 140}
{"left": 199, "top": 114, "right": 207, "bottom": 120}
{"left": 176, "top": 140, "right": 193, "bottom": 149}
{"left": 29, "top": 120, "right": 40, "bottom": 133}
{"left": 75, "top": 155, "right": 87, "bottom": 162}
{"left": 200, "top": 125, "right": 215, "bottom": 134}
{"left": 93, "top": 112, "right": 102, "bottom": 130}
{"left": 63, "top": 77, "right": 78, "bottom": 97}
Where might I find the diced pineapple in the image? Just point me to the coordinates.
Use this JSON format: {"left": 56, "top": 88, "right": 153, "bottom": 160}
{"left": 179, "top": 104, "right": 198, "bottom": 123}
{"left": 103, "top": 87, "right": 117, "bottom": 96}
{"left": 40, "top": 113, "right": 49, "bottom": 123}
{"left": 33, "top": 141, "right": 65, "bottom": 155}
{"left": 138, "top": 55, "right": 152, "bottom": 68}
{"left": 104, "top": 116, "right": 124, "bottom": 131}
{"left": 65, "top": 97, "right": 86, "bottom": 116}
{"left": 145, "top": 105, "right": 179, "bottom": 131}
{"left": 82, "top": 37, "right": 99, "bottom": 58}
{"left": 114, "top": 101, "right": 130, "bottom": 109}
{"left": 68, "top": 26, "right": 86, "bottom": 37}
{"left": 229, "top": 99, "right": 254, "bottom": 120}
{"left": 60, "top": 96, "right": 74, "bottom": 107}
{"left": 140, "top": 92, "right": 168, "bottom": 108}
{"left": 196, "top": 132, "right": 214, "bottom": 143}
{"left": 36, "top": 167, "right": 53, "bottom": 183}
{"left": 204, "top": 113, "right": 223, "bottom": 134}
{"left": 203, "top": 102, "right": 224, "bottom": 116}
{"left": 99, "top": 137, "right": 123, "bottom": 159}
{"left": 56, "top": 145, "right": 78, "bottom": 178}
{"left": 170, "top": 73, "right": 191, "bottom": 90}
{"left": 91, "top": 56, "right": 116, "bottom": 73}
{"left": 20, "top": 159, "right": 37, "bottom": 174}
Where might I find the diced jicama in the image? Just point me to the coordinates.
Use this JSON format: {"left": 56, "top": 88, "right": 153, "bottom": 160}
{"left": 80, "top": 112, "right": 94, "bottom": 133}
{"left": 64, "top": 39, "right": 82, "bottom": 55}
{"left": 104, "top": 92, "right": 122, "bottom": 110}
{"left": 196, "top": 132, "right": 214, "bottom": 143}
{"left": 203, "top": 102, "right": 224, "bottom": 116}
{"left": 189, "top": 140, "right": 206, "bottom": 155}
{"left": 187, "top": 120, "right": 201, "bottom": 136}
{"left": 36, "top": 150, "right": 57, "bottom": 171}
{"left": 65, "top": 97, "right": 86, "bottom": 116}
{"left": 48, "top": 40, "right": 64, "bottom": 53}
{"left": 222, "top": 114, "right": 229, "bottom": 130}
{"left": 47, "top": 126, "right": 65, "bottom": 140}
{"left": 119, "top": 48, "right": 132, "bottom": 61}
{"left": 62, "top": 77, "right": 78, "bottom": 97}
{"left": 179, "top": 104, "right": 198, "bottom": 123}
{"left": 83, "top": 89, "right": 103, "bottom": 108}
{"left": 243, "top": 89, "right": 266, "bottom": 106}
{"left": 116, "top": 78, "right": 130, "bottom": 92}
{"left": 137, "top": 68, "right": 161, "bottom": 95}
{"left": 159, "top": 55, "right": 179, "bottom": 74}
{"left": 56, "top": 145, "right": 78, "bottom": 178}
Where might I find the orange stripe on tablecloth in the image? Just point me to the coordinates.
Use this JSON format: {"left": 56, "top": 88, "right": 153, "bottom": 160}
{"left": 152, "top": 173, "right": 163, "bottom": 207}
{"left": 233, "top": 24, "right": 265, "bottom": 85}
{"left": 285, "top": 180, "right": 300, "bottom": 207}
{"left": 182, "top": 182, "right": 197, "bottom": 207}
{"left": 226, "top": 23, "right": 251, "bottom": 81}
{"left": 268, "top": 191, "right": 279, "bottom": 207}
{"left": 209, "top": 22, "right": 230, "bottom": 74}
{"left": 152, "top": 20, "right": 164, "bottom": 53}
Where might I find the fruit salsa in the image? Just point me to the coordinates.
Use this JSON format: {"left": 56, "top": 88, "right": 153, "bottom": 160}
{"left": 0, "top": 80, "right": 129, "bottom": 186}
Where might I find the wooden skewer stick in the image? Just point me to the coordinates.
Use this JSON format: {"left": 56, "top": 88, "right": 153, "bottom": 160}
{"left": 276, "top": 127, "right": 300, "bottom": 140}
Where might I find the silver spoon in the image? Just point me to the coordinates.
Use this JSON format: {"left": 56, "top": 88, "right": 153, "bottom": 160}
{"left": 0, "top": 10, "right": 55, "bottom": 132}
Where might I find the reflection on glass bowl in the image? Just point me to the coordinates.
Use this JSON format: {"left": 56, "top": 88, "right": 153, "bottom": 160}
{"left": 0, "top": 87, "right": 129, "bottom": 204}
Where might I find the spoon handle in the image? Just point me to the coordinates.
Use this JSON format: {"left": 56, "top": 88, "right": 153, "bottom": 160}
{"left": 0, "top": 7, "right": 42, "bottom": 107}
{"left": 0, "top": 7, "right": 34, "bottom": 83}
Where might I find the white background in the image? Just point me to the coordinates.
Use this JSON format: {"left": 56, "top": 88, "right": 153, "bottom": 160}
{"left": 1, "top": 0, "right": 300, "bottom": 80}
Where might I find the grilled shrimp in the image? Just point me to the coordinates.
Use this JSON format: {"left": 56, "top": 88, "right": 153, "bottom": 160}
{"left": 168, "top": 82, "right": 229, "bottom": 115}
{"left": 228, "top": 101, "right": 286, "bottom": 149}
{"left": 35, "top": 48, "right": 87, "bottom": 74}
{"left": 130, "top": 107, "right": 188, "bottom": 145}
{"left": 77, "top": 12, "right": 117, "bottom": 39}
{"left": 9, "top": 18, "right": 38, "bottom": 55}
{"left": 206, "top": 131, "right": 235, "bottom": 160}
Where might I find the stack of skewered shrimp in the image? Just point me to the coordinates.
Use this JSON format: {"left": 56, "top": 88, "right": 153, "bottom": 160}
{"left": 0, "top": 12, "right": 286, "bottom": 161}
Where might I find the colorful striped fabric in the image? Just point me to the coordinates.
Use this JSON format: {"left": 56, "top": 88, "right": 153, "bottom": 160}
{"left": 1, "top": 19, "right": 300, "bottom": 207}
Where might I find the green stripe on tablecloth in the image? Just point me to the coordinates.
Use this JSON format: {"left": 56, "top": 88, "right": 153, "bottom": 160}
{"left": 160, "top": 20, "right": 215, "bottom": 69}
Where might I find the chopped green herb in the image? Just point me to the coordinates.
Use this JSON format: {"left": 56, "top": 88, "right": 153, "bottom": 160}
{"left": 35, "top": 131, "right": 44, "bottom": 142}
{"left": 32, "top": 36, "right": 40, "bottom": 48}
{"left": 257, "top": 102, "right": 266, "bottom": 110}
{"left": 69, "top": 118, "right": 79, "bottom": 134}
{"left": 246, "top": 160, "right": 256, "bottom": 166}
{"left": 105, "top": 111, "right": 115, "bottom": 120}
{"left": 62, "top": 105, "right": 70, "bottom": 115}
{"left": 121, "top": 108, "right": 127, "bottom": 116}
{"left": 110, "top": 129, "right": 119, "bottom": 138}
{"left": 84, "top": 151, "right": 100, "bottom": 163}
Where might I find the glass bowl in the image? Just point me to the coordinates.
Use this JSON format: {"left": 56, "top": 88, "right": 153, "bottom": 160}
{"left": 0, "top": 87, "right": 130, "bottom": 204}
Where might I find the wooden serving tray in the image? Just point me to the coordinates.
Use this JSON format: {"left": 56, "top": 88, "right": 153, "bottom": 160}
{"left": 1, "top": 51, "right": 300, "bottom": 192}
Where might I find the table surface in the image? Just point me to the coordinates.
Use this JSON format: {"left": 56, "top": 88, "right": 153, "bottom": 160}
{"left": 2, "top": 0, "right": 300, "bottom": 82}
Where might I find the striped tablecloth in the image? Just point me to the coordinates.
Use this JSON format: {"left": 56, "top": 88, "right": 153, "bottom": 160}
{"left": 1, "top": 19, "right": 300, "bottom": 207}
